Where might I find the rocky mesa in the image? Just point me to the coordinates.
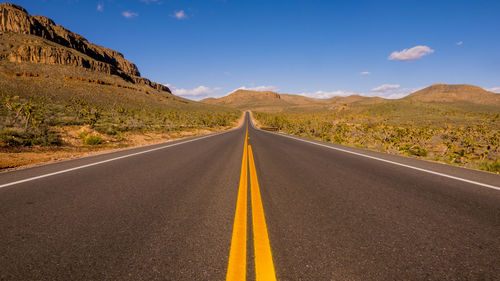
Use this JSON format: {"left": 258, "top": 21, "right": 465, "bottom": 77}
{"left": 0, "top": 3, "right": 170, "bottom": 92}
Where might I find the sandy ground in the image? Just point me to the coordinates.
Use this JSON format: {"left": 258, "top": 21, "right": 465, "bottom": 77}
{"left": 0, "top": 112, "right": 245, "bottom": 171}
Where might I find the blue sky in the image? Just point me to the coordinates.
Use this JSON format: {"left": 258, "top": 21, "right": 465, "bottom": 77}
{"left": 12, "top": 0, "right": 500, "bottom": 100}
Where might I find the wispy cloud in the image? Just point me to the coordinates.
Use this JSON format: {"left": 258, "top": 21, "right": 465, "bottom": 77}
{"left": 456, "top": 41, "right": 463, "bottom": 46}
{"left": 360, "top": 71, "right": 371, "bottom": 76}
{"left": 97, "top": 2, "right": 104, "bottom": 12}
{"left": 236, "top": 85, "right": 280, "bottom": 92}
{"left": 389, "top": 45, "right": 434, "bottom": 61}
{"left": 383, "top": 91, "right": 414, "bottom": 99}
{"left": 140, "top": 0, "right": 161, "bottom": 4}
{"left": 299, "top": 90, "right": 354, "bottom": 99}
{"left": 368, "top": 84, "right": 422, "bottom": 99}
{"left": 167, "top": 85, "right": 221, "bottom": 99}
{"left": 122, "top": 11, "right": 138, "bottom": 18}
{"left": 297, "top": 84, "right": 422, "bottom": 100}
{"left": 171, "top": 10, "right": 187, "bottom": 19}
{"left": 487, "top": 87, "right": 500, "bottom": 93}
{"left": 371, "top": 84, "right": 400, "bottom": 93}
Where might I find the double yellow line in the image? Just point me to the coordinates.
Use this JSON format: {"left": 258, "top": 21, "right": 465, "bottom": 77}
{"left": 226, "top": 122, "right": 277, "bottom": 281}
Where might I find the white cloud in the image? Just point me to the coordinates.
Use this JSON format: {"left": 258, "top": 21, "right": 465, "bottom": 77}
{"left": 360, "top": 71, "right": 371, "bottom": 76}
{"left": 167, "top": 85, "right": 221, "bottom": 99}
{"left": 97, "top": 3, "right": 104, "bottom": 12}
{"left": 299, "top": 90, "right": 354, "bottom": 99}
{"left": 384, "top": 92, "right": 411, "bottom": 99}
{"left": 368, "top": 85, "right": 422, "bottom": 99}
{"left": 236, "top": 85, "right": 280, "bottom": 92}
{"left": 122, "top": 11, "right": 138, "bottom": 18}
{"left": 456, "top": 41, "right": 463, "bottom": 46}
{"left": 487, "top": 87, "right": 500, "bottom": 93}
{"left": 371, "top": 84, "right": 400, "bottom": 93}
{"left": 298, "top": 86, "right": 419, "bottom": 100}
{"left": 172, "top": 10, "right": 187, "bottom": 19}
{"left": 389, "top": 45, "right": 434, "bottom": 61}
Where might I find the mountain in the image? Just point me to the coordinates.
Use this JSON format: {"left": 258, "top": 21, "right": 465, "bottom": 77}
{"left": 0, "top": 2, "right": 239, "bottom": 150}
{"left": 201, "top": 89, "right": 334, "bottom": 111}
{"left": 0, "top": 3, "right": 170, "bottom": 94}
{"left": 202, "top": 90, "right": 385, "bottom": 112}
{"left": 404, "top": 84, "right": 500, "bottom": 104}
{"left": 202, "top": 90, "right": 286, "bottom": 107}
{"left": 202, "top": 84, "right": 500, "bottom": 112}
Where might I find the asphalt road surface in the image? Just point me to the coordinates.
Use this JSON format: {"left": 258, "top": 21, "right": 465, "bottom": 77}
{"left": 1, "top": 113, "right": 499, "bottom": 280}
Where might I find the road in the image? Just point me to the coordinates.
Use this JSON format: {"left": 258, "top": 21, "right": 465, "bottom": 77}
{"left": 0, "top": 112, "right": 499, "bottom": 280}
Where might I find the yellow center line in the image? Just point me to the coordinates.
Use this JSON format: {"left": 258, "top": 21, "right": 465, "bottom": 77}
{"left": 248, "top": 145, "right": 277, "bottom": 281}
{"left": 227, "top": 118, "right": 277, "bottom": 281}
{"left": 226, "top": 123, "right": 248, "bottom": 281}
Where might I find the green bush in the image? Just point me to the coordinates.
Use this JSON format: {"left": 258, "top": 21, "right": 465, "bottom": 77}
{"left": 95, "top": 124, "right": 117, "bottom": 135}
{"left": 0, "top": 127, "right": 61, "bottom": 146}
{"left": 83, "top": 135, "right": 102, "bottom": 145}
{"left": 78, "top": 131, "right": 88, "bottom": 139}
{"left": 479, "top": 160, "right": 500, "bottom": 173}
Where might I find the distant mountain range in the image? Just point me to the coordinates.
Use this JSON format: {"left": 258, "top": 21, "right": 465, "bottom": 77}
{"left": 202, "top": 84, "right": 500, "bottom": 112}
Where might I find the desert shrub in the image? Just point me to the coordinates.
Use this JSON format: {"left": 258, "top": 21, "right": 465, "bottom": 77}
{"left": 0, "top": 127, "right": 61, "bottom": 146}
{"left": 253, "top": 110, "right": 499, "bottom": 173}
{"left": 479, "top": 160, "right": 500, "bottom": 173}
{"left": 83, "top": 135, "right": 102, "bottom": 145}
{"left": 78, "top": 131, "right": 88, "bottom": 139}
{"left": 1, "top": 90, "right": 240, "bottom": 149}
{"left": 408, "top": 145, "right": 428, "bottom": 157}
{"left": 95, "top": 124, "right": 117, "bottom": 135}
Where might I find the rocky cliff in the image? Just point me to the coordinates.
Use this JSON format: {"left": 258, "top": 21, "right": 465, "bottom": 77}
{"left": 0, "top": 3, "right": 170, "bottom": 93}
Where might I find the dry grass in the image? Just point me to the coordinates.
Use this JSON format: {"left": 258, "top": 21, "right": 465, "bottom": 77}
{"left": 253, "top": 106, "right": 500, "bottom": 173}
{"left": 0, "top": 60, "right": 242, "bottom": 170}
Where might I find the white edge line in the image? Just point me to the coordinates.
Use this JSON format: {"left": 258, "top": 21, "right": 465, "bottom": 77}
{"left": 249, "top": 115, "right": 500, "bottom": 191}
{"left": 0, "top": 128, "right": 237, "bottom": 189}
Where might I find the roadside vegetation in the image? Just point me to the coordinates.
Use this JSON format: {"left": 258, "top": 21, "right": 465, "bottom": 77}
{"left": 0, "top": 91, "right": 240, "bottom": 168}
{"left": 253, "top": 103, "right": 500, "bottom": 173}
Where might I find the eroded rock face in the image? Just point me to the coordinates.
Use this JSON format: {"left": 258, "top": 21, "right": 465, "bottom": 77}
{"left": 0, "top": 3, "right": 171, "bottom": 93}
{"left": 7, "top": 44, "right": 114, "bottom": 75}
{"left": 133, "top": 77, "right": 171, "bottom": 92}
{"left": 0, "top": 3, "right": 140, "bottom": 77}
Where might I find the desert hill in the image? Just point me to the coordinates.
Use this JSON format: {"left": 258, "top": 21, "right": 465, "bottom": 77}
{"left": 202, "top": 90, "right": 286, "bottom": 107}
{"left": 404, "top": 84, "right": 500, "bottom": 104}
{"left": 201, "top": 89, "right": 334, "bottom": 112}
